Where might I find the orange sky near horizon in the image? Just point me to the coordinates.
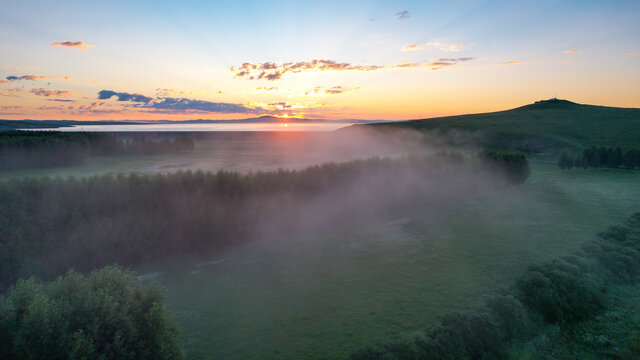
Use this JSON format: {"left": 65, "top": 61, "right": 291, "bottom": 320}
{"left": 1, "top": 1, "right": 639, "bottom": 123}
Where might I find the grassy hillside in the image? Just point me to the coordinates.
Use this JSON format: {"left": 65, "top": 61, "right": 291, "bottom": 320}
{"left": 357, "top": 99, "right": 640, "bottom": 154}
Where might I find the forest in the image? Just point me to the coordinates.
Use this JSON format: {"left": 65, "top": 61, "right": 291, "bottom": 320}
{"left": 0, "top": 131, "right": 195, "bottom": 171}
{"left": 0, "top": 151, "right": 528, "bottom": 290}
{"left": 558, "top": 146, "right": 640, "bottom": 169}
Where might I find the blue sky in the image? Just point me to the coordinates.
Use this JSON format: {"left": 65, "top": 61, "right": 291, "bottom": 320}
{"left": 0, "top": 0, "right": 638, "bottom": 121}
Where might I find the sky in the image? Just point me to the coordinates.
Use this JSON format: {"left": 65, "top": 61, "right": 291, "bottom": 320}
{"left": 0, "top": 0, "right": 639, "bottom": 122}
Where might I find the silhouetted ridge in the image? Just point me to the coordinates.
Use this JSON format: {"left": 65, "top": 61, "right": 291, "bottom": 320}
{"left": 517, "top": 98, "right": 580, "bottom": 110}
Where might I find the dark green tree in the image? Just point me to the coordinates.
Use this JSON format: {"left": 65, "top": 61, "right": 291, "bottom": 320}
{"left": 558, "top": 150, "right": 572, "bottom": 169}
{"left": 607, "top": 147, "right": 622, "bottom": 168}
{"left": 0, "top": 266, "right": 185, "bottom": 360}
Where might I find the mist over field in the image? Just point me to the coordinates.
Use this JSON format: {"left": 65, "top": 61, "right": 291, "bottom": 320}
{"left": 2, "top": 1, "right": 640, "bottom": 359}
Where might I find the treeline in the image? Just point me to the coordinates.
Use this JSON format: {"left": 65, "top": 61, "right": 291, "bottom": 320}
{"left": 0, "top": 131, "right": 195, "bottom": 171}
{"left": 558, "top": 146, "right": 640, "bottom": 169}
{"left": 0, "top": 266, "right": 184, "bottom": 360}
{"left": 480, "top": 149, "right": 530, "bottom": 184}
{"left": 347, "top": 212, "right": 640, "bottom": 360}
{"left": 0, "top": 153, "right": 528, "bottom": 289}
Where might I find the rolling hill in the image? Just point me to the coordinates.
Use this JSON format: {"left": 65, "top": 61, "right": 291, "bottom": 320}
{"left": 355, "top": 99, "right": 640, "bottom": 154}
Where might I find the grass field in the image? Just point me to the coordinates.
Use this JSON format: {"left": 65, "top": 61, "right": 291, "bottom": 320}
{"left": 355, "top": 100, "right": 640, "bottom": 154}
{"left": 133, "top": 162, "right": 639, "bottom": 360}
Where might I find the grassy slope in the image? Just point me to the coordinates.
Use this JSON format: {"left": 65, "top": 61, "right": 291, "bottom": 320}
{"left": 356, "top": 100, "right": 640, "bottom": 154}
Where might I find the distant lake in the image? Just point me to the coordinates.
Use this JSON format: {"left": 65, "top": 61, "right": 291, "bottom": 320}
{"left": 23, "top": 122, "right": 349, "bottom": 132}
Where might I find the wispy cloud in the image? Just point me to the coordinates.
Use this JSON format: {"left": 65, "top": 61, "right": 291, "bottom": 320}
{"left": 629, "top": 52, "right": 639, "bottom": 56}
{"left": 0, "top": 88, "right": 22, "bottom": 97}
{"left": 427, "top": 57, "right": 476, "bottom": 70}
{"left": 231, "top": 60, "right": 384, "bottom": 80}
{"left": 51, "top": 41, "right": 95, "bottom": 51}
{"left": 98, "top": 90, "right": 153, "bottom": 103}
{"left": 564, "top": 49, "right": 581, "bottom": 54}
{"left": 6, "top": 74, "right": 48, "bottom": 81}
{"left": 156, "top": 88, "right": 208, "bottom": 97}
{"left": 230, "top": 58, "right": 459, "bottom": 80}
{"left": 395, "top": 10, "right": 410, "bottom": 20}
{"left": 402, "top": 44, "right": 422, "bottom": 51}
{"left": 494, "top": 61, "right": 526, "bottom": 65}
{"left": 31, "top": 88, "right": 73, "bottom": 98}
{"left": 304, "top": 86, "right": 359, "bottom": 96}
{"left": 426, "top": 41, "right": 463, "bottom": 52}
{"left": 4, "top": 74, "right": 71, "bottom": 82}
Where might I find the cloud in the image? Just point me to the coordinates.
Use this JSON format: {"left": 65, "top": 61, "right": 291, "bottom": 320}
{"left": 395, "top": 10, "right": 410, "bottom": 20}
{"left": 426, "top": 41, "right": 463, "bottom": 52}
{"left": 98, "top": 90, "right": 152, "bottom": 103}
{"left": 51, "top": 41, "right": 95, "bottom": 51}
{"left": 155, "top": 88, "right": 208, "bottom": 96}
{"left": 0, "top": 80, "right": 8, "bottom": 85}
{"left": 47, "top": 99, "right": 75, "bottom": 102}
{"left": 146, "top": 97, "right": 255, "bottom": 114}
{"left": 98, "top": 90, "right": 261, "bottom": 114}
{"left": 426, "top": 57, "right": 477, "bottom": 70}
{"left": 0, "top": 88, "right": 22, "bottom": 97}
{"left": 402, "top": 44, "right": 422, "bottom": 51}
{"left": 629, "top": 52, "right": 639, "bottom": 56}
{"left": 304, "top": 86, "right": 359, "bottom": 96}
{"left": 564, "top": 49, "right": 581, "bottom": 54}
{"left": 31, "top": 88, "right": 73, "bottom": 98}
{"left": 231, "top": 59, "right": 434, "bottom": 80}
{"left": 6, "top": 74, "right": 48, "bottom": 81}
{"left": 494, "top": 61, "right": 524, "bottom": 65}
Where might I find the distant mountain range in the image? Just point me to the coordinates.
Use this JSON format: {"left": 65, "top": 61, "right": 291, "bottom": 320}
{"left": 0, "top": 116, "right": 384, "bottom": 130}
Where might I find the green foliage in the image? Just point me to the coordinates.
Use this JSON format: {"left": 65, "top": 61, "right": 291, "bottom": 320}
{"left": 558, "top": 150, "right": 572, "bottom": 169}
{"left": 558, "top": 146, "right": 640, "bottom": 170}
{"left": 0, "top": 266, "right": 184, "bottom": 360}
{"left": 0, "top": 131, "right": 195, "bottom": 171}
{"left": 2, "top": 154, "right": 522, "bottom": 289}
{"left": 515, "top": 259, "right": 604, "bottom": 323}
{"left": 480, "top": 150, "right": 530, "bottom": 184}
{"left": 417, "top": 312, "right": 505, "bottom": 360}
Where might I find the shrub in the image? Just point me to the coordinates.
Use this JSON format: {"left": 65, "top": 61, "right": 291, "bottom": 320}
{"left": 0, "top": 266, "right": 184, "bottom": 360}
{"left": 416, "top": 312, "right": 505, "bottom": 360}
{"left": 515, "top": 259, "right": 604, "bottom": 323}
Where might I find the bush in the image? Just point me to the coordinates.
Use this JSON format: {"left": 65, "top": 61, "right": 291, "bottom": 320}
{"left": 416, "top": 312, "right": 505, "bottom": 360}
{"left": 515, "top": 259, "right": 604, "bottom": 323}
{"left": 0, "top": 266, "right": 184, "bottom": 360}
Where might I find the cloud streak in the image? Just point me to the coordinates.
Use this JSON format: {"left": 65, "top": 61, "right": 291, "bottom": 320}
{"left": 6, "top": 75, "right": 48, "bottom": 81}
{"left": 51, "top": 41, "right": 95, "bottom": 51}
{"left": 0, "top": 88, "right": 22, "bottom": 97}
{"left": 564, "top": 49, "right": 581, "bottom": 54}
{"left": 98, "top": 90, "right": 153, "bottom": 103}
{"left": 31, "top": 88, "right": 73, "bottom": 98}
{"left": 395, "top": 10, "right": 410, "bottom": 20}
{"left": 426, "top": 41, "right": 463, "bottom": 52}
{"left": 402, "top": 44, "right": 422, "bottom": 51}
{"left": 230, "top": 57, "right": 476, "bottom": 80}
{"left": 494, "top": 61, "right": 526, "bottom": 65}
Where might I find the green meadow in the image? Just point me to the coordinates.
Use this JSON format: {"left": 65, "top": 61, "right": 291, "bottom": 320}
{"left": 133, "top": 162, "right": 640, "bottom": 359}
